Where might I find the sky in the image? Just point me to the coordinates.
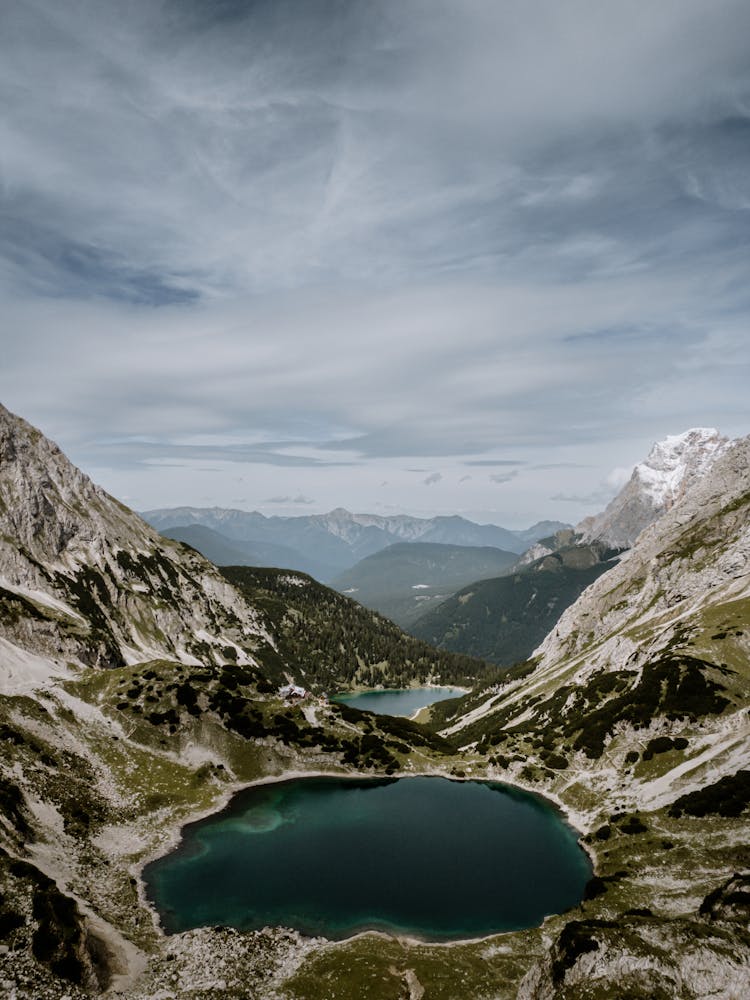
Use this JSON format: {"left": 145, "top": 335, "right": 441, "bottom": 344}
{"left": 1, "top": 0, "right": 749, "bottom": 529}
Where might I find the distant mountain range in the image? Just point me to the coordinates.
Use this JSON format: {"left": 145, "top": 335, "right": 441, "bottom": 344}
{"left": 159, "top": 524, "right": 334, "bottom": 581}
{"left": 147, "top": 431, "right": 734, "bottom": 669}
{"left": 331, "top": 542, "right": 519, "bottom": 628}
{"left": 142, "top": 506, "right": 568, "bottom": 580}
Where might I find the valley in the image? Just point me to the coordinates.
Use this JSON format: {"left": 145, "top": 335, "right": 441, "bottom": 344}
{"left": 0, "top": 404, "right": 748, "bottom": 999}
{"left": 409, "top": 540, "right": 617, "bottom": 667}
{"left": 330, "top": 542, "right": 519, "bottom": 629}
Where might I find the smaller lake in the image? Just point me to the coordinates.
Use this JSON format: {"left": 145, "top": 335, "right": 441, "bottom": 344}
{"left": 332, "top": 686, "right": 466, "bottom": 717}
{"left": 144, "top": 776, "right": 591, "bottom": 940}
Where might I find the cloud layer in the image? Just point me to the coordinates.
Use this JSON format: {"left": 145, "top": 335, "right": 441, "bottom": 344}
{"left": 1, "top": 1, "right": 749, "bottom": 524}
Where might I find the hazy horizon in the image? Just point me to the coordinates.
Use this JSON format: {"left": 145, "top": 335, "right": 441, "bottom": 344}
{"left": 138, "top": 498, "right": 572, "bottom": 532}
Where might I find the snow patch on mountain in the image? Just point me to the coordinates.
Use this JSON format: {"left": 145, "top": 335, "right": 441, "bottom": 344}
{"left": 636, "top": 428, "right": 730, "bottom": 506}
{"left": 577, "top": 427, "right": 730, "bottom": 549}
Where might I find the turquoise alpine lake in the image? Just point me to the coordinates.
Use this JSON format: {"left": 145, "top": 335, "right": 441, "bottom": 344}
{"left": 332, "top": 686, "right": 465, "bottom": 716}
{"left": 143, "top": 776, "right": 592, "bottom": 940}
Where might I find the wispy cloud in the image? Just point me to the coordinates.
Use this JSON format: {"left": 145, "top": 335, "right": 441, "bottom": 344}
{"left": 1, "top": 1, "right": 749, "bottom": 524}
{"left": 464, "top": 460, "right": 525, "bottom": 467}
{"left": 264, "top": 494, "right": 316, "bottom": 505}
{"left": 550, "top": 490, "right": 614, "bottom": 506}
{"left": 605, "top": 466, "right": 635, "bottom": 491}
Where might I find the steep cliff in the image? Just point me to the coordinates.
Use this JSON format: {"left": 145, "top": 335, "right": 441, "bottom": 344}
{"left": 577, "top": 427, "right": 730, "bottom": 549}
{"left": 0, "top": 403, "right": 270, "bottom": 670}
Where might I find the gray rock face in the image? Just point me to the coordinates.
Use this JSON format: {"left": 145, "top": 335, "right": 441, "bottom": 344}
{"left": 0, "top": 403, "right": 266, "bottom": 667}
{"left": 577, "top": 427, "right": 730, "bottom": 549}
{"left": 517, "top": 914, "right": 750, "bottom": 1000}
{"left": 541, "top": 432, "right": 750, "bottom": 672}
{"left": 516, "top": 528, "right": 579, "bottom": 567}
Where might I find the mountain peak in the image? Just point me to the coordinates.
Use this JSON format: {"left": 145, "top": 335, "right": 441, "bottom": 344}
{"left": 541, "top": 431, "right": 750, "bottom": 670}
{"left": 0, "top": 402, "right": 265, "bottom": 668}
{"left": 636, "top": 427, "right": 729, "bottom": 506}
{"left": 578, "top": 427, "right": 731, "bottom": 549}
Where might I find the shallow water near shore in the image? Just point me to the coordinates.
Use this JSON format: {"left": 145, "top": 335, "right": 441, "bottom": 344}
{"left": 144, "top": 776, "right": 592, "bottom": 940}
{"left": 332, "top": 686, "right": 465, "bottom": 717}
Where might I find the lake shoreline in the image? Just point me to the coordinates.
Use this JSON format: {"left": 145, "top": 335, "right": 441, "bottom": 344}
{"left": 333, "top": 682, "right": 471, "bottom": 695}
{"left": 141, "top": 770, "right": 594, "bottom": 946}
{"left": 332, "top": 685, "right": 469, "bottom": 718}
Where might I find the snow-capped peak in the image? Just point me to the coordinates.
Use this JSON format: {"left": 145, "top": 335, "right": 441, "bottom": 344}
{"left": 635, "top": 428, "right": 729, "bottom": 506}
{"left": 577, "top": 427, "right": 731, "bottom": 549}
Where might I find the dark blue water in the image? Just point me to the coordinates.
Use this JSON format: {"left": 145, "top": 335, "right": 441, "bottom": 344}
{"left": 144, "top": 776, "right": 591, "bottom": 940}
{"left": 332, "top": 687, "right": 465, "bottom": 717}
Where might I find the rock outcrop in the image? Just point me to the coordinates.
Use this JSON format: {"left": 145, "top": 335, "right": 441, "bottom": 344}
{"left": 540, "top": 432, "right": 749, "bottom": 672}
{"left": 577, "top": 427, "right": 729, "bottom": 549}
{"left": 0, "top": 403, "right": 268, "bottom": 668}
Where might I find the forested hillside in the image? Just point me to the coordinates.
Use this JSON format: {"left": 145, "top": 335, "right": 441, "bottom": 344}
{"left": 221, "top": 565, "right": 497, "bottom": 690}
{"left": 411, "top": 544, "right": 616, "bottom": 665}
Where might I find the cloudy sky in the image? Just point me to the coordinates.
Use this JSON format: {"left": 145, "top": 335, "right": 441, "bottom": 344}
{"left": 1, "top": 0, "right": 749, "bottom": 527}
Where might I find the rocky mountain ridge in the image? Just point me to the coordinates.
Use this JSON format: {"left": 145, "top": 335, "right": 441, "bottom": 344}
{"left": 442, "top": 432, "right": 750, "bottom": 791}
{"left": 0, "top": 404, "right": 272, "bottom": 671}
{"left": 577, "top": 427, "right": 730, "bottom": 549}
{"left": 412, "top": 429, "right": 735, "bottom": 668}
{"left": 538, "top": 432, "right": 748, "bottom": 674}
{"left": 433, "top": 432, "right": 750, "bottom": 997}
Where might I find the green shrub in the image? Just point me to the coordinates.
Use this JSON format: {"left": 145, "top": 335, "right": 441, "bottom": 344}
{"left": 669, "top": 771, "right": 750, "bottom": 818}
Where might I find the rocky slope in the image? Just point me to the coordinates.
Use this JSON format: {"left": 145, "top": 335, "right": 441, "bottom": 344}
{"left": 536, "top": 432, "right": 749, "bottom": 677}
{"left": 0, "top": 403, "right": 273, "bottom": 671}
{"left": 577, "top": 427, "right": 729, "bottom": 549}
{"left": 431, "top": 432, "right": 750, "bottom": 997}
{"left": 411, "top": 429, "right": 734, "bottom": 670}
